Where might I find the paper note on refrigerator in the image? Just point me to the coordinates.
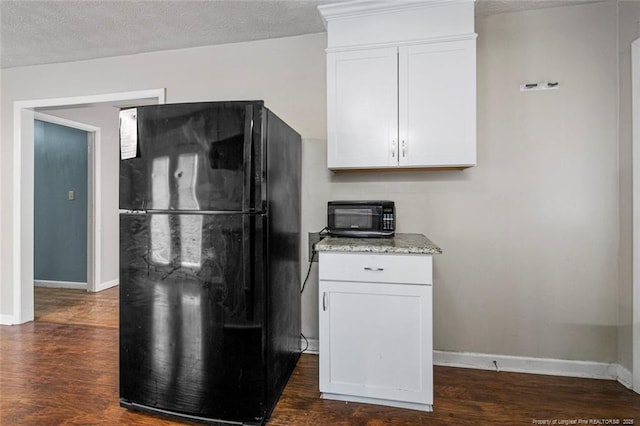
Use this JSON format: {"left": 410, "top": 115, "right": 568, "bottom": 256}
{"left": 119, "top": 108, "right": 138, "bottom": 160}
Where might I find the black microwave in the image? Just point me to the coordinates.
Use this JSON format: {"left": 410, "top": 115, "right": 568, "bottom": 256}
{"left": 327, "top": 201, "right": 395, "bottom": 237}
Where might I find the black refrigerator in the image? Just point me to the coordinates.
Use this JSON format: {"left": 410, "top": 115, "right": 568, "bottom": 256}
{"left": 118, "top": 101, "right": 301, "bottom": 425}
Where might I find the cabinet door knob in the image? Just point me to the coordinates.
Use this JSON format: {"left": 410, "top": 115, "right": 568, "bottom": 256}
{"left": 364, "top": 267, "right": 384, "bottom": 271}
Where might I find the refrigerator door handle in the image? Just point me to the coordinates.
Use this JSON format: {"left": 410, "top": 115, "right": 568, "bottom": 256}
{"left": 243, "top": 215, "right": 254, "bottom": 322}
{"left": 242, "top": 104, "right": 254, "bottom": 212}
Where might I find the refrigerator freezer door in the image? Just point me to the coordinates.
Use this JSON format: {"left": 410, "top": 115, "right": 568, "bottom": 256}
{"left": 119, "top": 212, "right": 266, "bottom": 423}
{"left": 120, "top": 102, "right": 265, "bottom": 212}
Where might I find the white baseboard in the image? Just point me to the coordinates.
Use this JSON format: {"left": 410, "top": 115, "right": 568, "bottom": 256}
{"left": 95, "top": 278, "right": 118, "bottom": 292}
{"left": 0, "top": 314, "right": 15, "bottom": 325}
{"left": 35, "top": 280, "right": 87, "bottom": 290}
{"left": 297, "top": 345, "right": 630, "bottom": 386}
{"left": 617, "top": 364, "right": 633, "bottom": 389}
{"left": 434, "top": 350, "right": 619, "bottom": 381}
{"left": 301, "top": 337, "right": 319, "bottom": 355}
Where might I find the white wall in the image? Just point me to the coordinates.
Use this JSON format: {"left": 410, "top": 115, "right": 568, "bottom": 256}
{"left": 0, "top": 2, "right": 626, "bottom": 365}
{"left": 310, "top": 1, "right": 621, "bottom": 362}
{"left": 40, "top": 105, "right": 121, "bottom": 286}
{"left": 617, "top": 0, "right": 640, "bottom": 372}
{"left": 448, "top": 1, "right": 618, "bottom": 362}
{"left": 0, "top": 33, "right": 328, "bottom": 316}
{"left": 306, "top": 1, "right": 620, "bottom": 362}
{"left": 0, "top": 67, "right": 3, "bottom": 317}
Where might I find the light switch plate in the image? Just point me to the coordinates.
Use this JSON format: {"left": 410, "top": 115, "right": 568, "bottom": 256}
{"left": 68, "top": 190, "right": 75, "bottom": 201}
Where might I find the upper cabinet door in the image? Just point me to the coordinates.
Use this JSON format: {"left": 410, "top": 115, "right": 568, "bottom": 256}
{"left": 398, "top": 40, "right": 476, "bottom": 168}
{"left": 327, "top": 47, "right": 398, "bottom": 169}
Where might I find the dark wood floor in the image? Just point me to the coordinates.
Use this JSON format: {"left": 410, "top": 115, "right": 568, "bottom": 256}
{"left": 34, "top": 286, "right": 119, "bottom": 329}
{"left": 0, "top": 287, "right": 638, "bottom": 425}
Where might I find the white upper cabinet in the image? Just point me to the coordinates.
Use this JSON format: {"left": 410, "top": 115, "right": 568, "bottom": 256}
{"left": 399, "top": 40, "right": 476, "bottom": 167}
{"left": 327, "top": 47, "right": 398, "bottom": 169}
{"left": 319, "top": 0, "right": 477, "bottom": 171}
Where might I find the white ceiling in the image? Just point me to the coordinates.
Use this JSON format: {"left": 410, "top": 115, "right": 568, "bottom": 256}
{"left": 1, "top": 0, "right": 600, "bottom": 69}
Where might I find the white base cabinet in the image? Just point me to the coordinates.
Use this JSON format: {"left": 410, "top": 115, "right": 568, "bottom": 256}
{"left": 318, "top": 252, "right": 434, "bottom": 411}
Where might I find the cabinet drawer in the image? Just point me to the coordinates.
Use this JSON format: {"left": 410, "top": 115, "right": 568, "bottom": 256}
{"left": 319, "top": 252, "right": 432, "bottom": 285}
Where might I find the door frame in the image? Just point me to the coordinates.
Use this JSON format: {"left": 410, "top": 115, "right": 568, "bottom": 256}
{"left": 33, "top": 112, "right": 100, "bottom": 292}
{"left": 633, "top": 37, "right": 640, "bottom": 393}
{"left": 11, "top": 89, "right": 165, "bottom": 325}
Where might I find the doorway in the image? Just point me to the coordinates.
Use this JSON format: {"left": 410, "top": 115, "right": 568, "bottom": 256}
{"left": 10, "top": 89, "right": 165, "bottom": 325}
{"left": 34, "top": 116, "right": 92, "bottom": 290}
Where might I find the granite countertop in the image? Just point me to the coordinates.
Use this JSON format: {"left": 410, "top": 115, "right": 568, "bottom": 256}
{"left": 315, "top": 233, "right": 442, "bottom": 255}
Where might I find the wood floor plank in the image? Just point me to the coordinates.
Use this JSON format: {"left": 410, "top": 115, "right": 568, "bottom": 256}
{"left": 0, "top": 286, "right": 638, "bottom": 425}
{"left": 34, "top": 286, "right": 119, "bottom": 329}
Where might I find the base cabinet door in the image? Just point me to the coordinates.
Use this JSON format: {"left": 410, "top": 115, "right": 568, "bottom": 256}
{"left": 318, "top": 280, "right": 433, "bottom": 405}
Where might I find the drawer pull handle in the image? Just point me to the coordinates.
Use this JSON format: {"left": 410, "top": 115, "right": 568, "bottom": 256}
{"left": 364, "top": 267, "right": 384, "bottom": 272}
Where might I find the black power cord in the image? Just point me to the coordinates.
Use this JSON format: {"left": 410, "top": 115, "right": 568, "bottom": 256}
{"left": 300, "top": 250, "right": 316, "bottom": 294}
{"left": 299, "top": 227, "right": 329, "bottom": 353}
{"left": 300, "top": 227, "right": 329, "bottom": 295}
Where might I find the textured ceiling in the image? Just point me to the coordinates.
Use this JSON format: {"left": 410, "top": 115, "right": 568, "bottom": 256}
{"left": 1, "top": 0, "right": 601, "bottom": 69}
{"left": 1, "top": 0, "right": 334, "bottom": 69}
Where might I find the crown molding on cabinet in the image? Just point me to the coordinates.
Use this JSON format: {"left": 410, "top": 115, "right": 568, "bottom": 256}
{"left": 324, "top": 32, "right": 478, "bottom": 53}
{"left": 319, "top": 0, "right": 475, "bottom": 51}
{"left": 318, "top": 0, "right": 475, "bottom": 26}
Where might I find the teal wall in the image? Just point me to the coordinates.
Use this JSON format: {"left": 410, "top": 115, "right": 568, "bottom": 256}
{"left": 34, "top": 120, "right": 88, "bottom": 283}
